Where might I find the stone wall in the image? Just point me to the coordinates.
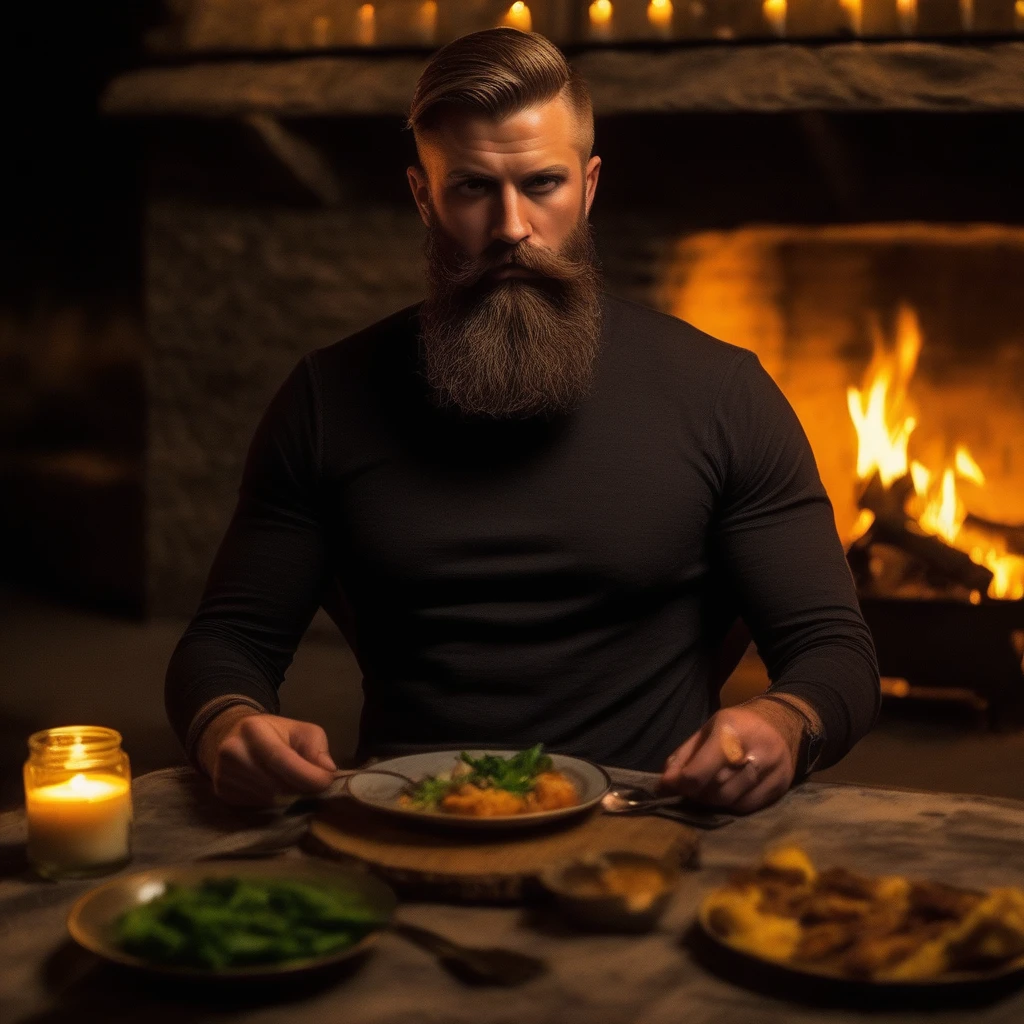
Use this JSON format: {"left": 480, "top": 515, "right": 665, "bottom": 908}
{"left": 146, "top": 198, "right": 426, "bottom": 614}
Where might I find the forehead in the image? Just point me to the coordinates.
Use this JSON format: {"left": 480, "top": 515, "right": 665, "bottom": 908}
{"left": 418, "top": 94, "right": 582, "bottom": 173}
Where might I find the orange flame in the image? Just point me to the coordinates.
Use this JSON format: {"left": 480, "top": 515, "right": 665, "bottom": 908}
{"left": 848, "top": 306, "right": 1024, "bottom": 600}
{"left": 846, "top": 306, "right": 921, "bottom": 487}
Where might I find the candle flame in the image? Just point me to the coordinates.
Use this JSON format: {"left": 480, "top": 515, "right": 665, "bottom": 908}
{"left": 502, "top": 2, "right": 533, "bottom": 31}
{"left": 763, "top": 0, "right": 786, "bottom": 36}
{"left": 839, "top": 0, "right": 862, "bottom": 34}
{"left": 356, "top": 3, "right": 376, "bottom": 46}
{"left": 69, "top": 773, "right": 91, "bottom": 795}
{"left": 897, "top": 0, "right": 917, "bottom": 33}
{"left": 647, "top": 0, "right": 673, "bottom": 35}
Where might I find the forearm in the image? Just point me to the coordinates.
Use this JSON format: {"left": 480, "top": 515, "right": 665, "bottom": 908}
{"left": 764, "top": 640, "right": 879, "bottom": 769}
{"left": 165, "top": 626, "right": 282, "bottom": 756}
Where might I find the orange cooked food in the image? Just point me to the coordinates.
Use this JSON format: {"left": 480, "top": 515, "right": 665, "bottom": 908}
{"left": 701, "top": 846, "right": 1024, "bottom": 981}
{"left": 438, "top": 772, "right": 580, "bottom": 817}
{"left": 399, "top": 747, "right": 582, "bottom": 817}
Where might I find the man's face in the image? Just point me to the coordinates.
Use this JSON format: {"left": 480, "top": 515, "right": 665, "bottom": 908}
{"left": 407, "top": 95, "right": 604, "bottom": 420}
{"left": 408, "top": 94, "right": 601, "bottom": 260}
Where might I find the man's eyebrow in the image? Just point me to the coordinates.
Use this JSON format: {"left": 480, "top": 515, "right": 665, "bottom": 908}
{"left": 445, "top": 164, "right": 572, "bottom": 183}
{"left": 445, "top": 168, "right": 496, "bottom": 183}
{"left": 524, "top": 164, "right": 571, "bottom": 178}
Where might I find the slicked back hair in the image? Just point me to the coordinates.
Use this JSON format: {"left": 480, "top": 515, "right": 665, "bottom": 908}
{"left": 408, "top": 28, "right": 594, "bottom": 161}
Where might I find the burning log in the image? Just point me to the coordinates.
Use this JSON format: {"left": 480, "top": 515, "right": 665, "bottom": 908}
{"left": 854, "top": 472, "right": 995, "bottom": 595}
{"left": 964, "top": 514, "right": 1024, "bottom": 557}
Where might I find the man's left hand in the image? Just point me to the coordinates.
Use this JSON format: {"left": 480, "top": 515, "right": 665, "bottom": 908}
{"left": 659, "top": 700, "right": 805, "bottom": 813}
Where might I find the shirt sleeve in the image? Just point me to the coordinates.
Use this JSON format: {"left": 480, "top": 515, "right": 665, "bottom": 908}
{"left": 164, "top": 355, "right": 330, "bottom": 752}
{"left": 711, "top": 350, "right": 881, "bottom": 768}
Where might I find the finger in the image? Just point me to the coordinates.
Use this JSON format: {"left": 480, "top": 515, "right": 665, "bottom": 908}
{"left": 697, "top": 758, "right": 767, "bottom": 808}
{"left": 671, "top": 721, "right": 733, "bottom": 795}
{"left": 730, "top": 770, "right": 790, "bottom": 815}
{"left": 245, "top": 723, "right": 336, "bottom": 794}
{"left": 289, "top": 724, "right": 337, "bottom": 773}
{"left": 660, "top": 721, "right": 713, "bottom": 786}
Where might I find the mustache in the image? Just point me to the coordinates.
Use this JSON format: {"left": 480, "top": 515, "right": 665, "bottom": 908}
{"left": 442, "top": 236, "right": 597, "bottom": 292}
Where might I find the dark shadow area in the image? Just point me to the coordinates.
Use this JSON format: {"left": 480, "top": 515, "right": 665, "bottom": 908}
{"left": 1, "top": 2, "right": 162, "bottom": 615}
{"left": 25, "top": 940, "right": 373, "bottom": 1023}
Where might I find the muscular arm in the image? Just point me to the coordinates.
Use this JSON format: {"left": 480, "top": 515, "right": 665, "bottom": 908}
{"left": 662, "top": 351, "right": 879, "bottom": 809}
{"left": 712, "top": 351, "right": 881, "bottom": 769}
{"left": 164, "top": 356, "right": 331, "bottom": 766}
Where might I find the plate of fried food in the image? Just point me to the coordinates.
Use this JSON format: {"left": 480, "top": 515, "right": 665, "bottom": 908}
{"left": 698, "top": 846, "right": 1024, "bottom": 986}
{"left": 346, "top": 745, "right": 610, "bottom": 831}
{"left": 67, "top": 860, "right": 397, "bottom": 979}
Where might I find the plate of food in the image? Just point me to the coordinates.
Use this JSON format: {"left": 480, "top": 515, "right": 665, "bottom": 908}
{"left": 67, "top": 860, "right": 397, "bottom": 979}
{"left": 697, "top": 845, "right": 1024, "bottom": 987}
{"left": 345, "top": 745, "right": 610, "bottom": 831}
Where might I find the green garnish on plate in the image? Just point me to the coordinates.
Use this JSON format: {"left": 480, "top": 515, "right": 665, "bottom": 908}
{"left": 405, "top": 744, "right": 554, "bottom": 809}
{"left": 115, "top": 877, "right": 385, "bottom": 970}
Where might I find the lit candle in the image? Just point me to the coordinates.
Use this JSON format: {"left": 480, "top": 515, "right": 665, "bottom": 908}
{"left": 26, "top": 773, "right": 132, "bottom": 876}
{"left": 959, "top": 0, "right": 973, "bottom": 29}
{"left": 839, "top": 0, "right": 862, "bottom": 34}
{"left": 416, "top": 1, "right": 438, "bottom": 43}
{"left": 501, "top": 1, "right": 533, "bottom": 31}
{"left": 24, "top": 726, "right": 132, "bottom": 879}
{"left": 356, "top": 3, "right": 376, "bottom": 46}
{"left": 589, "top": 0, "right": 614, "bottom": 40}
{"left": 896, "top": 0, "right": 916, "bottom": 34}
{"left": 647, "top": 0, "right": 673, "bottom": 37}
{"left": 1017, "top": 0, "right": 1024, "bottom": 29}
{"left": 763, "top": 0, "right": 786, "bottom": 36}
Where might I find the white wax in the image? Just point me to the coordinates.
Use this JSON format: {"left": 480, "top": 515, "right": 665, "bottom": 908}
{"left": 26, "top": 773, "right": 132, "bottom": 873}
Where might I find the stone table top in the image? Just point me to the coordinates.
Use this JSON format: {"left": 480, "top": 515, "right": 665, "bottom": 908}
{"left": 2, "top": 767, "right": 1024, "bottom": 1023}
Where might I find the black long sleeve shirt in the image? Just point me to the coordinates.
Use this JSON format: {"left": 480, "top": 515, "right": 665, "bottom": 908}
{"left": 166, "top": 295, "right": 880, "bottom": 771}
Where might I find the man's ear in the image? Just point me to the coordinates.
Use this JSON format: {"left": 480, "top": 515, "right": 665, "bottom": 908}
{"left": 407, "top": 165, "right": 432, "bottom": 228}
{"left": 584, "top": 155, "right": 602, "bottom": 217}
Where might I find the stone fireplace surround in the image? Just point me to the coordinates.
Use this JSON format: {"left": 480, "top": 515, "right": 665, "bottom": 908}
{"left": 101, "top": 42, "right": 1024, "bottom": 620}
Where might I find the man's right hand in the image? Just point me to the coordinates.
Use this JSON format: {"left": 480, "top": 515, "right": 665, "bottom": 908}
{"left": 197, "top": 706, "right": 337, "bottom": 807}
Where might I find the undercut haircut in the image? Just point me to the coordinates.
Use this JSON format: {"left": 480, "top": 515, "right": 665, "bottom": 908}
{"left": 408, "top": 28, "right": 594, "bottom": 160}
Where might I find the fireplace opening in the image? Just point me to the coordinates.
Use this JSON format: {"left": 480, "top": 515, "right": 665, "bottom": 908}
{"left": 648, "top": 221, "right": 1024, "bottom": 721}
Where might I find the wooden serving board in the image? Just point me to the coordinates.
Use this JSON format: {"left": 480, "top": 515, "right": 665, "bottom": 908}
{"left": 308, "top": 799, "right": 700, "bottom": 903}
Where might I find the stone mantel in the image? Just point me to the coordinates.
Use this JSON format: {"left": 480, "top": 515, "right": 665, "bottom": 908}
{"left": 103, "top": 41, "right": 1024, "bottom": 117}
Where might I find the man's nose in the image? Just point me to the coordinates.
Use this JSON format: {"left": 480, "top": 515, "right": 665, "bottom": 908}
{"left": 491, "top": 186, "right": 530, "bottom": 246}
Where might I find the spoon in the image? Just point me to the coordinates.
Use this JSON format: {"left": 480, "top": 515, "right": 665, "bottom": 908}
{"left": 601, "top": 788, "right": 689, "bottom": 814}
{"left": 391, "top": 922, "right": 546, "bottom": 986}
{"left": 601, "top": 787, "right": 735, "bottom": 829}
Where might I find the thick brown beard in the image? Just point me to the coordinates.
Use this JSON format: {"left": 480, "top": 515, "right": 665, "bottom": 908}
{"left": 420, "top": 217, "right": 602, "bottom": 419}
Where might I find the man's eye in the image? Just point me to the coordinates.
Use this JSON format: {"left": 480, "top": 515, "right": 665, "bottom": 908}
{"left": 526, "top": 176, "right": 563, "bottom": 193}
{"left": 456, "top": 179, "right": 490, "bottom": 196}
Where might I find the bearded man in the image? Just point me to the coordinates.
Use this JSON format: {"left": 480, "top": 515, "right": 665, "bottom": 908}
{"left": 166, "top": 29, "right": 880, "bottom": 811}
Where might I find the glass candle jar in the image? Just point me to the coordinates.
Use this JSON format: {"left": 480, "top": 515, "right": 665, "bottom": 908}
{"left": 24, "top": 726, "right": 132, "bottom": 880}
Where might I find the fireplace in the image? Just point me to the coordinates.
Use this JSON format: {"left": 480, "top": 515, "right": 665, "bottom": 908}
{"left": 653, "top": 222, "right": 1024, "bottom": 721}
{"left": 103, "top": 36, "right": 1024, "bottom": 717}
